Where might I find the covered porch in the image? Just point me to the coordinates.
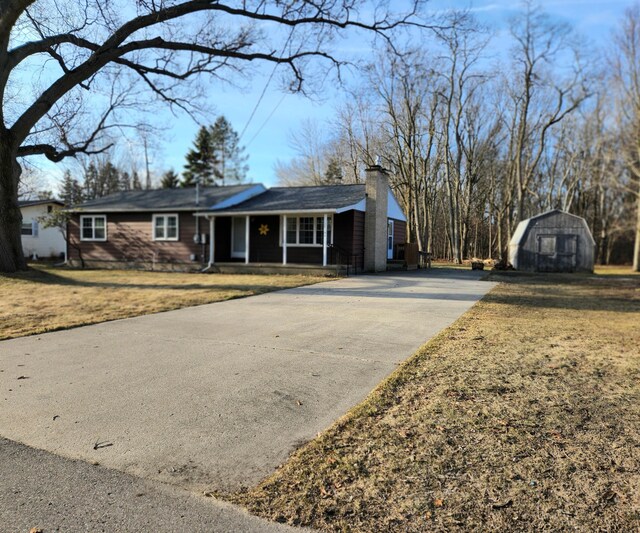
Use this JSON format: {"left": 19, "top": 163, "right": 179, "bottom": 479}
{"left": 200, "top": 212, "right": 350, "bottom": 270}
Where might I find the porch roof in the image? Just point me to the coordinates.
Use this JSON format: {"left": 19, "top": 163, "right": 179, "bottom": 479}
{"left": 205, "top": 184, "right": 366, "bottom": 215}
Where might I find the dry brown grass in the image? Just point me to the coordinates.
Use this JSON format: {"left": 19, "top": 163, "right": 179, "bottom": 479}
{"left": 0, "top": 266, "right": 326, "bottom": 341}
{"left": 232, "top": 271, "right": 640, "bottom": 532}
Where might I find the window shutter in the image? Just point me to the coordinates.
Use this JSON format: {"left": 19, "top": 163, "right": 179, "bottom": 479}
{"left": 32, "top": 220, "right": 39, "bottom": 237}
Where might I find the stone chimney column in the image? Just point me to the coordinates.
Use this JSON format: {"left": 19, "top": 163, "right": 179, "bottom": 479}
{"left": 364, "top": 164, "right": 389, "bottom": 272}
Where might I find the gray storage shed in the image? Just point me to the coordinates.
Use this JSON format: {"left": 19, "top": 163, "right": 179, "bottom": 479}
{"left": 509, "top": 210, "right": 595, "bottom": 273}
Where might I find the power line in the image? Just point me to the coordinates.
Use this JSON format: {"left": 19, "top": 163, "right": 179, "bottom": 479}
{"left": 245, "top": 93, "right": 287, "bottom": 147}
{"left": 238, "top": 29, "right": 295, "bottom": 142}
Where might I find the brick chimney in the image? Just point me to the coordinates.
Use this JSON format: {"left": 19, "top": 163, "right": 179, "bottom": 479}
{"left": 364, "top": 164, "right": 389, "bottom": 272}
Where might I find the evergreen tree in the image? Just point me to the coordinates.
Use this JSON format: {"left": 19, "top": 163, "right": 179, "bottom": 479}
{"left": 323, "top": 157, "right": 343, "bottom": 183}
{"left": 60, "top": 169, "right": 84, "bottom": 206}
{"left": 160, "top": 169, "right": 180, "bottom": 188}
{"left": 209, "top": 116, "right": 249, "bottom": 185}
{"left": 101, "top": 161, "right": 120, "bottom": 195}
{"left": 182, "top": 126, "right": 215, "bottom": 187}
{"left": 132, "top": 171, "right": 143, "bottom": 190}
{"left": 120, "top": 171, "right": 131, "bottom": 191}
{"left": 83, "top": 162, "right": 99, "bottom": 200}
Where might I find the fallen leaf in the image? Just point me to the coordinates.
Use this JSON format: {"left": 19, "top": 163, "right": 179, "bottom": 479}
{"left": 434, "top": 498, "right": 444, "bottom": 507}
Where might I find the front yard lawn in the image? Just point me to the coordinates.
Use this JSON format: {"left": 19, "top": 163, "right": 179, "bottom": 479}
{"left": 0, "top": 266, "right": 326, "bottom": 341}
{"left": 231, "top": 269, "right": 640, "bottom": 531}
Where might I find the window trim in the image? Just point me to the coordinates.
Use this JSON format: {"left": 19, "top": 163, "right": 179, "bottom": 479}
{"left": 280, "top": 214, "right": 333, "bottom": 247}
{"left": 80, "top": 215, "right": 107, "bottom": 242}
{"left": 152, "top": 213, "right": 180, "bottom": 242}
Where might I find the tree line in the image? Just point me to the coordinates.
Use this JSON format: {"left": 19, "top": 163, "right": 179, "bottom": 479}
{"left": 276, "top": 4, "right": 640, "bottom": 267}
{"left": 58, "top": 115, "right": 248, "bottom": 206}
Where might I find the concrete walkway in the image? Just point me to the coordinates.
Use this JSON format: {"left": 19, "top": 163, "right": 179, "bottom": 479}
{"left": 0, "top": 268, "right": 494, "bottom": 529}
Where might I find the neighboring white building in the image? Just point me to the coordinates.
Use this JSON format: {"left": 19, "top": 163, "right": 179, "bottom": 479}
{"left": 19, "top": 199, "right": 66, "bottom": 260}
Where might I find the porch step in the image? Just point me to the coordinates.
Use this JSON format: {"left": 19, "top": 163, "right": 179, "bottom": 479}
{"left": 209, "top": 263, "right": 346, "bottom": 277}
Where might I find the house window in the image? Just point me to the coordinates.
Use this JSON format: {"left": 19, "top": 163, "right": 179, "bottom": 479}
{"left": 21, "top": 222, "right": 33, "bottom": 236}
{"left": 153, "top": 214, "right": 179, "bottom": 241}
{"left": 299, "top": 217, "right": 314, "bottom": 244}
{"left": 284, "top": 215, "right": 333, "bottom": 246}
{"left": 316, "top": 217, "right": 332, "bottom": 245}
{"left": 80, "top": 215, "right": 106, "bottom": 241}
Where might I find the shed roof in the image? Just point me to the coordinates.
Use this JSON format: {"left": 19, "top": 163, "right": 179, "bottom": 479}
{"left": 210, "top": 184, "right": 366, "bottom": 214}
{"left": 71, "top": 185, "right": 256, "bottom": 212}
{"left": 509, "top": 209, "right": 595, "bottom": 246}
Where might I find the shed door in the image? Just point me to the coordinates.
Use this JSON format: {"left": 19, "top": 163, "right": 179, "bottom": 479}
{"left": 536, "top": 234, "right": 577, "bottom": 272}
{"left": 556, "top": 234, "right": 578, "bottom": 272}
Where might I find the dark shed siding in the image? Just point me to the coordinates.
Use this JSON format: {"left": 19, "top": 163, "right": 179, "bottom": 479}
{"left": 69, "top": 212, "right": 204, "bottom": 264}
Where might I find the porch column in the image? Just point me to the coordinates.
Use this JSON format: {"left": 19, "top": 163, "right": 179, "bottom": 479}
{"left": 208, "top": 217, "right": 215, "bottom": 265}
{"left": 245, "top": 215, "right": 250, "bottom": 264}
{"left": 282, "top": 215, "right": 287, "bottom": 265}
{"left": 322, "top": 213, "right": 328, "bottom": 267}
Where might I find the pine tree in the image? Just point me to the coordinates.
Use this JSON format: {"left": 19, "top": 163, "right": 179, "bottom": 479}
{"left": 160, "top": 169, "right": 179, "bottom": 188}
{"left": 132, "top": 171, "right": 143, "bottom": 190}
{"left": 102, "top": 161, "right": 120, "bottom": 195}
{"left": 83, "top": 162, "right": 99, "bottom": 200}
{"left": 323, "top": 157, "right": 343, "bottom": 184}
{"left": 209, "top": 116, "right": 249, "bottom": 185}
{"left": 120, "top": 171, "right": 131, "bottom": 191}
{"left": 182, "top": 126, "right": 215, "bottom": 187}
{"left": 60, "top": 169, "right": 84, "bottom": 206}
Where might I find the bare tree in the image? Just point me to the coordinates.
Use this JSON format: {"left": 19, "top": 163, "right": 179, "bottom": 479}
{"left": 612, "top": 3, "right": 640, "bottom": 271}
{"left": 0, "top": 0, "right": 429, "bottom": 272}
{"left": 498, "top": 1, "right": 590, "bottom": 256}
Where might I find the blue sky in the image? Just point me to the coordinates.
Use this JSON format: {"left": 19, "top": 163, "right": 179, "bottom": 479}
{"left": 29, "top": 0, "right": 633, "bottom": 191}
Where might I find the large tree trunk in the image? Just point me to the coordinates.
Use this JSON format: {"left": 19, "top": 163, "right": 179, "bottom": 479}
{"left": 0, "top": 141, "right": 27, "bottom": 273}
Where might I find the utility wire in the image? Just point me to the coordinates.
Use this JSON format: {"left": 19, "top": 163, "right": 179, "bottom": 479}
{"left": 245, "top": 93, "right": 287, "bottom": 147}
{"left": 238, "top": 29, "right": 295, "bottom": 142}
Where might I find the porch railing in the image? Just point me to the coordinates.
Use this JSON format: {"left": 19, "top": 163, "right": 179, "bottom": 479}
{"left": 328, "top": 244, "right": 362, "bottom": 276}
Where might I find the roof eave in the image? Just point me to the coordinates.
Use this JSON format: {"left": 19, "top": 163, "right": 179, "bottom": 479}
{"left": 197, "top": 208, "right": 339, "bottom": 217}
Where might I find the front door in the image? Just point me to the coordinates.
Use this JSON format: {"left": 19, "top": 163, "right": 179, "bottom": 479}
{"left": 387, "top": 220, "right": 394, "bottom": 260}
{"left": 231, "top": 217, "right": 246, "bottom": 258}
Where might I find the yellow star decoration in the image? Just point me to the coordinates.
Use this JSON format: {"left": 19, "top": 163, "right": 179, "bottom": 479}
{"left": 258, "top": 224, "right": 269, "bottom": 236}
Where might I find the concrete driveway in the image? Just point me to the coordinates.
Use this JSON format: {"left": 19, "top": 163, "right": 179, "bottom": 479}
{"left": 0, "top": 268, "right": 494, "bottom": 496}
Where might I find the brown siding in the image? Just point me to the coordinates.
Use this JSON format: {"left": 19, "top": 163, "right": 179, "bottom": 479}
{"left": 69, "top": 212, "right": 206, "bottom": 264}
{"left": 352, "top": 211, "right": 365, "bottom": 270}
{"left": 393, "top": 219, "right": 407, "bottom": 247}
{"left": 250, "top": 215, "right": 281, "bottom": 263}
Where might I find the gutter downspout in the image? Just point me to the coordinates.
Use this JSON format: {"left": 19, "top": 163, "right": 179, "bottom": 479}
{"left": 201, "top": 215, "right": 216, "bottom": 272}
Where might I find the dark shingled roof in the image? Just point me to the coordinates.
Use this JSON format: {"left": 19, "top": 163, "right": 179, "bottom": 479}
{"left": 213, "top": 184, "right": 366, "bottom": 213}
{"left": 72, "top": 185, "right": 254, "bottom": 212}
{"left": 18, "top": 199, "right": 63, "bottom": 208}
